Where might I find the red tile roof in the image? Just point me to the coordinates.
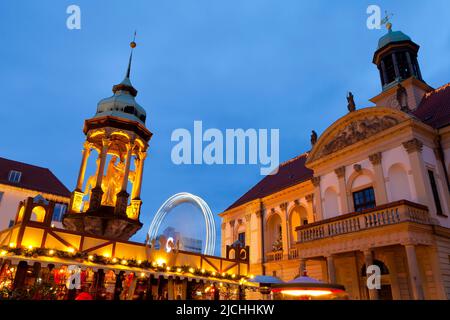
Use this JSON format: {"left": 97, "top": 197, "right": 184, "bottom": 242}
{"left": 226, "top": 153, "right": 313, "bottom": 211}
{"left": 414, "top": 83, "right": 450, "bottom": 129}
{"left": 0, "top": 157, "right": 71, "bottom": 198}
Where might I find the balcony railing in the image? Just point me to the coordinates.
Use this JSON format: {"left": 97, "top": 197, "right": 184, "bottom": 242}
{"left": 266, "top": 250, "right": 283, "bottom": 262}
{"left": 296, "top": 200, "right": 431, "bottom": 244}
{"left": 289, "top": 247, "right": 299, "bottom": 259}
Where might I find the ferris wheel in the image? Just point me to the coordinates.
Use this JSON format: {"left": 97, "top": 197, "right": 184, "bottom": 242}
{"left": 147, "top": 192, "right": 216, "bottom": 256}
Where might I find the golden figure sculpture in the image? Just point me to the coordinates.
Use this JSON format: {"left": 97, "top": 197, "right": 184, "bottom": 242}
{"left": 83, "top": 154, "right": 136, "bottom": 209}
{"left": 102, "top": 156, "right": 123, "bottom": 206}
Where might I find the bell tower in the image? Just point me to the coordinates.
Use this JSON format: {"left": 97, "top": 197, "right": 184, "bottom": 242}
{"left": 370, "top": 21, "right": 433, "bottom": 111}
{"left": 63, "top": 36, "right": 153, "bottom": 240}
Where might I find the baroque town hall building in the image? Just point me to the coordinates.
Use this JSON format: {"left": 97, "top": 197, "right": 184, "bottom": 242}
{"left": 220, "top": 24, "right": 450, "bottom": 300}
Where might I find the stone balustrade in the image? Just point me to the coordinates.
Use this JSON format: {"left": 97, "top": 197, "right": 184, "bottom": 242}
{"left": 296, "top": 200, "right": 431, "bottom": 243}
{"left": 266, "top": 250, "right": 283, "bottom": 262}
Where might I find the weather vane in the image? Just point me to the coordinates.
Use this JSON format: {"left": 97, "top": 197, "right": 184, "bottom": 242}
{"left": 381, "top": 11, "right": 394, "bottom": 31}
{"left": 130, "top": 30, "right": 137, "bottom": 48}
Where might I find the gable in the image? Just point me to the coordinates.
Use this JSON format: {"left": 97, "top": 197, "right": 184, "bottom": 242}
{"left": 306, "top": 107, "right": 411, "bottom": 165}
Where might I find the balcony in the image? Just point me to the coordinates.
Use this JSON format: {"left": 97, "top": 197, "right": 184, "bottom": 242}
{"left": 296, "top": 200, "right": 432, "bottom": 243}
{"left": 266, "top": 250, "right": 283, "bottom": 262}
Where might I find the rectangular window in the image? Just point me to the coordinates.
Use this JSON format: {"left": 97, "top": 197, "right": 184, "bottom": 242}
{"left": 428, "top": 170, "right": 443, "bottom": 215}
{"left": 52, "top": 203, "right": 67, "bottom": 222}
{"left": 8, "top": 170, "right": 22, "bottom": 183}
{"left": 238, "top": 232, "right": 245, "bottom": 246}
{"left": 0, "top": 191, "right": 4, "bottom": 204}
{"left": 8, "top": 219, "right": 14, "bottom": 228}
{"left": 352, "top": 187, "right": 376, "bottom": 212}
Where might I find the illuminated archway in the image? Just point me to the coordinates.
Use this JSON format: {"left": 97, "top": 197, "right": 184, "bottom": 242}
{"left": 147, "top": 192, "right": 216, "bottom": 256}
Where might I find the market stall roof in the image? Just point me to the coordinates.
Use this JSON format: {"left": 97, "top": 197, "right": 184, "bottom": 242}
{"left": 247, "top": 275, "right": 284, "bottom": 286}
{"left": 287, "top": 275, "right": 323, "bottom": 284}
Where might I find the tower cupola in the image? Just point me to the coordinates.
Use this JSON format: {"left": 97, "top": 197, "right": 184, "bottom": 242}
{"left": 373, "top": 23, "right": 423, "bottom": 91}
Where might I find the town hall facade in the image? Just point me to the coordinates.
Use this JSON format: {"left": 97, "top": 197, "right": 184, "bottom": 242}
{"left": 220, "top": 24, "right": 450, "bottom": 300}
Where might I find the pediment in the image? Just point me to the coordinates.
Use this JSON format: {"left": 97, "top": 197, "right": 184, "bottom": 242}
{"left": 306, "top": 107, "right": 411, "bottom": 165}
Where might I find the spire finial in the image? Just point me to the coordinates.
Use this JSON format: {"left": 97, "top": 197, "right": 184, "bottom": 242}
{"left": 381, "top": 11, "right": 394, "bottom": 32}
{"left": 126, "top": 31, "right": 137, "bottom": 78}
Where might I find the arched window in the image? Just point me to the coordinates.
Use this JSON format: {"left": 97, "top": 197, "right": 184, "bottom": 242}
{"left": 289, "top": 206, "right": 308, "bottom": 244}
{"left": 30, "top": 206, "right": 46, "bottom": 223}
{"left": 388, "top": 164, "right": 411, "bottom": 202}
{"left": 266, "top": 214, "right": 282, "bottom": 251}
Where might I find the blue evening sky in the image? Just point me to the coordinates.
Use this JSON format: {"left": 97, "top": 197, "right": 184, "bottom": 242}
{"left": 1, "top": 1, "right": 449, "bottom": 255}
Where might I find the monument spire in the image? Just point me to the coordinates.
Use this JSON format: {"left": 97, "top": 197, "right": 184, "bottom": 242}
{"left": 126, "top": 31, "right": 137, "bottom": 79}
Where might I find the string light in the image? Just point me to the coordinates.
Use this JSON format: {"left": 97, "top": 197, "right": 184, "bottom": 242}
{"left": 156, "top": 258, "right": 166, "bottom": 266}
{"left": 0, "top": 247, "right": 248, "bottom": 283}
{"left": 9, "top": 243, "right": 16, "bottom": 248}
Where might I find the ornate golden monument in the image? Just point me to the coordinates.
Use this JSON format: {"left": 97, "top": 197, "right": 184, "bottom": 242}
{"left": 63, "top": 37, "right": 153, "bottom": 240}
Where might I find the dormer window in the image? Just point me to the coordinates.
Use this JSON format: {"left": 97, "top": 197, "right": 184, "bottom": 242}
{"left": 8, "top": 170, "right": 22, "bottom": 183}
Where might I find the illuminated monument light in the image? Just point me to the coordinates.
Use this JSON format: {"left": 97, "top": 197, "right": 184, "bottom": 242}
{"left": 147, "top": 192, "right": 216, "bottom": 256}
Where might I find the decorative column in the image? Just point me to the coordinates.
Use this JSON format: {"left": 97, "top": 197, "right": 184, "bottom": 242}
{"left": 312, "top": 176, "right": 323, "bottom": 221}
{"left": 131, "top": 151, "right": 147, "bottom": 200}
{"left": 115, "top": 142, "right": 134, "bottom": 215}
{"left": 405, "top": 52, "right": 415, "bottom": 78}
{"left": 76, "top": 142, "right": 92, "bottom": 191}
{"left": 334, "top": 166, "right": 349, "bottom": 214}
{"left": 363, "top": 249, "right": 379, "bottom": 300}
{"left": 90, "top": 137, "right": 111, "bottom": 210}
{"left": 221, "top": 222, "right": 227, "bottom": 257}
{"left": 280, "top": 202, "right": 289, "bottom": 259}
{"left": 128, "top": 151, "right": 146, "bottom": 220}
{"left": 369, "top": 152, "right": 388, "bottom": 205}
{"left": 402, "top": 138, "right": 434, "bottom": 214}
{"left": 255, "top": 210, "right": 264, "bottom": 268}
{"left": 229, "top": 220, "right": 235, "bottom": 244}
{"left": 244, "top": 214, "right": 251, "bottom": 247}
{"left": 404, "top": 244, "right": 425, "bottom": 300}
{"left": 326, "top": 255, "right": 336, "bottom": 284}
{"left": 70, "top": 142, "right": 92, "bottom": 213}
{"left": 305, "top": 194, "right": 315, "bottom": 223}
